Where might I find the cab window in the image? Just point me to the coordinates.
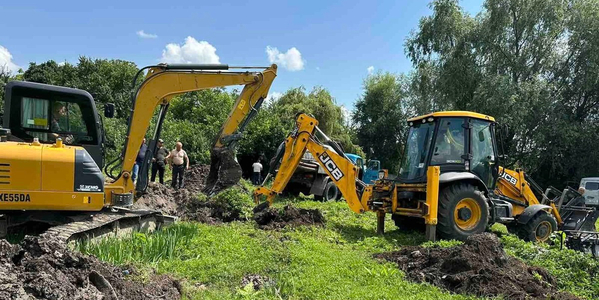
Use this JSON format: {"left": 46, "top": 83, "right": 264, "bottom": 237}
{"left": 21, "top": 97, "right": 92, "bottom": 144}
{"left": 355, "top": 158, "right": 363, "bottom": 169}
{"left": 471, "top": 119, "right": 495, "bottom": 187}
{"left": 431, "top": 118, "right": 465, "bottom": 165}
{"left": 368, "top": 160, "right": 380, "bottom": 170}
{"left": 585, "top": 182, "right": 599, "bottom": 191}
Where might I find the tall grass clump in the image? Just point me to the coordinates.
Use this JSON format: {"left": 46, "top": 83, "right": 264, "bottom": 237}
{"left": 76, "top": 222, "right": 198, "bottom": 265}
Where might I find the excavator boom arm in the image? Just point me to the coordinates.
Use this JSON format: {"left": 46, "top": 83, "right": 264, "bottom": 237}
{"left": 254, "top": 114, "right": 368, "bottom": 213}
{"left": 105, "top": 64, "right": 277, "bottom": 203}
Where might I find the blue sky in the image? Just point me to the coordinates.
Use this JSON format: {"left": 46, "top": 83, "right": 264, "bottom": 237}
{"left": 0, "top": 0, "right": 484, "bottom": 109}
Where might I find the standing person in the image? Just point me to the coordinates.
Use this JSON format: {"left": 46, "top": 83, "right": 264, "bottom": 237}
{"left": 132, "top": 138, "right": 148, "bottom": 183}
{"left": 151, "top": 139, "right": 168, "bottom": 184}
{"left": 167, "top": 142, "right": 189, "bottom": 189}
{"left": 252, "top": 159, "right": 263, "bottom": 185}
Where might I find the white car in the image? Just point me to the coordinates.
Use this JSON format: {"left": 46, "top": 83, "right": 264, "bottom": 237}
{"left": 580, "top": 177, "right": 599, "bottom": 207}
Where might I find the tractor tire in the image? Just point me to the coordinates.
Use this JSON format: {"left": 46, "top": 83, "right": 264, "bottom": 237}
{"left": 437, "top": 183, "right": 489, "bottom": 241}
{"left": 517, "top": 212, "right": 557, "bottom": 243}
{"left": 314, "top": 181, "right": 338, "bottom": 202}
{"left": 392, "top": 214, "right": 425, "bottom": 232}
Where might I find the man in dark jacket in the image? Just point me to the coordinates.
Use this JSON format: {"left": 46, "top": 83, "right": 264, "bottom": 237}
{"left": 151, "top": 139, "right": 168, "bottom": 184}
{"left": 132, "top": 138, "right": 147, "bottom": 183}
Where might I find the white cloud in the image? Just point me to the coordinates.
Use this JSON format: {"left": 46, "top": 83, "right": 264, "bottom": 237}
{"left": 266, "top": 46, "right": 305, "bottom": 71}
{"left": 0, "top": 45, "right": 20, "bottom": 74}
{"left": 265, "top": 91, "right": 283, "bottom": 105}
{"left": 367, "top": 66, "right": 374, "bottom": 74}
{"left": 161, "top": 36, "right": 220, "bottom": 64}
{"left": 137, "top": 30, "right": 158, "bottom": 39}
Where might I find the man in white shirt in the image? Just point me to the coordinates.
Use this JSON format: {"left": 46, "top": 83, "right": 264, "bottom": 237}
{"left": 251, "top": 159, "right": 263, "bottom": 185}
{"left": 166, "top": 142, "right": 189, "bottom": 189}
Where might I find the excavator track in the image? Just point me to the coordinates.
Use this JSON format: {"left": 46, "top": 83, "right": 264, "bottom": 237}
{"left": 42, "top": 208, "right": 176, "bottom": 243}
{"left": 2, "top": 208, "right": 176, "bottom": 244}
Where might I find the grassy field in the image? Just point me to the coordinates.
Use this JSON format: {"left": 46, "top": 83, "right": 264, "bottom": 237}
{"left": 77, "top": 196, "right": 599, "bottom": 300}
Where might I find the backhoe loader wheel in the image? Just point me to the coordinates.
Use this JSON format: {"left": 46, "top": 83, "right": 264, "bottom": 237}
{"left": 518, "top": 212, "right": 557, "bottom": 243}
{"left": 438, "top": 183, "right": 489, "bottom": 241}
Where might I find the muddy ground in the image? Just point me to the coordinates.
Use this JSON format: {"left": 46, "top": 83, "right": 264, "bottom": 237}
{"left": 136, "top": 165, "right": 326, "bottom": 228}
{"left": 134, "top": 165, "right": 249, "bottom": 223}
{"left": 375, "top": 233, "right": 579, "bottom": 300}
{"left": 253, "top": 204, "right": 325, "bottom": 229}
{"left": 0, "top": 236, "right": 181, "bottom": 300}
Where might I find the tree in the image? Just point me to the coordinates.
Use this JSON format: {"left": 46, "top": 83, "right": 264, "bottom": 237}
{"left": 23, "top": 57, "right": 139, "bottom": 118}
{"left": 399, "top": 0, "right": 599, "bottom": 187}
{"left": 354, "top": 72, "right": 409, "bottom": 172}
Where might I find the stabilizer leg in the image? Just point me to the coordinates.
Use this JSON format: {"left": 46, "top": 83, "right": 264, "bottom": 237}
{"left": 425, "top": 224, "right": 436, "bottom": 241}
{"left": 377, "top": 211, "right": 385, "bottom": 235}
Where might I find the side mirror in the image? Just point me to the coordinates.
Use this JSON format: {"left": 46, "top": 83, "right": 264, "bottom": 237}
{"left": 478, "top": 130, "right": 485, "bottom": 142}
{"left": 104, "top": 103, "right": 115, "bottom": 118}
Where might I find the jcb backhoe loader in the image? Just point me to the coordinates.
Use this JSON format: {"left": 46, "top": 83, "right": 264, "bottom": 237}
{"left": 0, "top": 63, "right": 277, "bottom": 241}
{"left": 254, "top": 112, "right": 599, "bottom": 255}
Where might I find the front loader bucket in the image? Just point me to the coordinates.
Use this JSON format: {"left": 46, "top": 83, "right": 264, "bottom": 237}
{"left": 203, "top": 147, "right": 242, "bottom": 195}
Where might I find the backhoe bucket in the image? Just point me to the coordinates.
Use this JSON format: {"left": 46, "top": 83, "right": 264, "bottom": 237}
{"left": 203, "top": 147, "right": 242, "bottom": 195}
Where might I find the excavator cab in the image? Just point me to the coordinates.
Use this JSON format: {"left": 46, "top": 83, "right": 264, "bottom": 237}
{"left": 3, "top": 81, "right": 105, "bottom": 167}
{"left": 398, "top": 112, "right": 499, "bottom": 189}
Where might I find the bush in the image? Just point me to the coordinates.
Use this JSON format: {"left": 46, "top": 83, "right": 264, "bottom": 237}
{"left": 211, "top": 186, "right": 255, "bottom": 220}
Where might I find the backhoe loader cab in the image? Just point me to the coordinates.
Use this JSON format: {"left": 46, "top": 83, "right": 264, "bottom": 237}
{"left": 399, "top": 111, "right": 498, "bottom": 188}
{"left": 390, "top": 111, "right": 500, "bottom": 240}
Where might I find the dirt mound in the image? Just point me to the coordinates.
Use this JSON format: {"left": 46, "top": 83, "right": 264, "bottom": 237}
{"left": 0, "top": 236, "right": 181, "bottom": 300}
{"left": 134, "top": 165, "right": 248, "bottom": 223}
{"left": 375, "top": 233, "right": 579, "bottom": 300}
{"left": 253, "top": 204, "right": 325, "bottom": 229}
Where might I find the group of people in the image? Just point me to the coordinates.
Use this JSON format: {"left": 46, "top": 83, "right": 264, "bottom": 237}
{"left": 132, "top": 138, "right": 190, "bottom": 189}
{"left": 132, "top": 137, "right": 267, "bottom": 188}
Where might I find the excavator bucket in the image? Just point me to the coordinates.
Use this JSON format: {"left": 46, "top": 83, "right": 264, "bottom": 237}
{"left": 203, "top": 147, "right": 242, "bottom": 195}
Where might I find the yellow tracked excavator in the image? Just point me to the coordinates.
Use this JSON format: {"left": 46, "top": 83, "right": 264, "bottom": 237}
{"left": 255, "top": 112, "right": 599, "bottom": 255}
{"left": 0, "top": 63, "right": 277, "bottom": 241}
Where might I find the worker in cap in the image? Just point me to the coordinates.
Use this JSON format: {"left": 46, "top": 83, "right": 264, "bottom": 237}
{"left": 151, "top": 138, "right": 168, "bottom": 184}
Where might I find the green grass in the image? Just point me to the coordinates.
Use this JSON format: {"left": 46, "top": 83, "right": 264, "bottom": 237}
{"left": 500, "top": 232, "right": 599, "bottom": 299}
{"left": 76, "top": 196, "right": 599, "bottom": 300}
{"left": 77, "top": 199, "right": 474, "bottom": 300}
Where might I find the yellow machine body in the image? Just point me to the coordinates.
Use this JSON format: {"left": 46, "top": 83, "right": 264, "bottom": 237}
{"left": 0, "top": 141, "right": 104, "bottom": 211}
{"left": 2, "top": 63, "right": 277, "bottom": 212}
{"left": 255, "top": 111, "right": 574, "bottom": 242}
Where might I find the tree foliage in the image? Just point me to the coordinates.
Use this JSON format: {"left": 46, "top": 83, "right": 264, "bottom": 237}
{"left": 354, "top": 73, "right": 409, "bottom": 172}
{"left": 371, "top": 0, "right": 599, "bottom": 187}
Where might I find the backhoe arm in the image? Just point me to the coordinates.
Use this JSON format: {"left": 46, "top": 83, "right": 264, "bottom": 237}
{"left": 105, "top": 64, "right": 277, "bottom": 204}
{"left": 253, "top": 114, "right": 369, "bottom": 214}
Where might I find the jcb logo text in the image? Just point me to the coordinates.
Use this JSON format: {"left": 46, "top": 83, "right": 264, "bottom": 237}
{"left": 318, "top": 152, "right": 344, "bottom": 181}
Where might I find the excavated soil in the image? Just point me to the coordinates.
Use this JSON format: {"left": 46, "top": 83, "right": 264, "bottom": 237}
{"left": 375, "top": 233, "right": 579, "bottom": 300}
{"left": 253, "top": 204, "right": 325, "bottom": 229}
{"left": 134, "top": 165, "right": 248, "bottom": 223}
{"left": 0, "top": 236, "right": 181, "bottom": 300}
